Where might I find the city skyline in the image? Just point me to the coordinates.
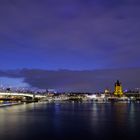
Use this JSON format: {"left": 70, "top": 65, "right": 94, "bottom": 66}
{"left": 0, "top": 0, "right": 140, "bottom": 91}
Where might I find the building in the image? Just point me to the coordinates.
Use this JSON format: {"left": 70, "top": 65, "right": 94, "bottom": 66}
{"left": 114, "top": 80, "right": 123, "bottom": 96}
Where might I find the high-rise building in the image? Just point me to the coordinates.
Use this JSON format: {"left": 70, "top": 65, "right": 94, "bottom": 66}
{"left": 114, "top": 80, "right": 123, "bottom": 96}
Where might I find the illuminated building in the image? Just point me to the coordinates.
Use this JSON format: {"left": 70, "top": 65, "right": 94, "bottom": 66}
{"left": 105, "top": 88, "right": 110, "bottom": 94}
{"left": 114, "top": 80, "right": 123, "bottom": 96}
{"left": 104, "top": 88, "right": 111, "bottom": 97}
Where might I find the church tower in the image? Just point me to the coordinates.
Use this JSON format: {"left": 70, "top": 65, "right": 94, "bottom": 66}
{"left": 114, "top": 80, "right": 123, "bottom": 96}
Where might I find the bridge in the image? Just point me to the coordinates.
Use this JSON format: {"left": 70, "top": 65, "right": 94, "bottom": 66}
{"left": 0, "top": 92, "right": 46, "bottom": 99}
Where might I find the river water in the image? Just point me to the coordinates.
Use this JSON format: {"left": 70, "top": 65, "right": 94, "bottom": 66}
{"left": 0, "top": 102, "right": 140, "bottom": 140}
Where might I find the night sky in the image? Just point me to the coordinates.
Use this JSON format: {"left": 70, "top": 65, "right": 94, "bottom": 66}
{"left": 0, "top": 0, "right": 140, "bottom": 92}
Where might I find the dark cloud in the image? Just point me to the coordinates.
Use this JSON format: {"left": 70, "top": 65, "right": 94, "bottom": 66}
{"left": 0, "top": 68, "right": 139, "bottom": 92}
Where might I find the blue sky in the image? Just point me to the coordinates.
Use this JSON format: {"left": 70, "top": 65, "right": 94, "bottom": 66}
{"left": 0, "top": 77, "right": 28, "bottom": 88}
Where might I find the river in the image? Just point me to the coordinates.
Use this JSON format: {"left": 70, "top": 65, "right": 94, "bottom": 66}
{"left": 0, "top": 102, "right": 140, "bottom": 140}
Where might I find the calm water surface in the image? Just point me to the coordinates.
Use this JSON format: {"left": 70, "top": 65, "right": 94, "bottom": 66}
{"left": 0, "top": 102, "right": 140, "bottom": 140}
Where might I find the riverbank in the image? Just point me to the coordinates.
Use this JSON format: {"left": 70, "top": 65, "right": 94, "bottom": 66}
{"left": 0, "top": 102, "right": 23, "bottom": 107}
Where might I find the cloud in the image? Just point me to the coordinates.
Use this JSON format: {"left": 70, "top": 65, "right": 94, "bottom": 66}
{"left": 0, "top": 68, "right": 139, "bottom": 92}
{"left": 0, "top": 0, "right": 140, "bottom": 69}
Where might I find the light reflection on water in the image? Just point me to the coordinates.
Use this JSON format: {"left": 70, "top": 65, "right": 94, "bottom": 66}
{"left": 0, "top": 102, "right": 140, "bottom": 140}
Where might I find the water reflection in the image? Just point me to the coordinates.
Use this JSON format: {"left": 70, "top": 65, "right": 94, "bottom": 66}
{"left": 0, "top": 102, "right": 140, "bottom": 140}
